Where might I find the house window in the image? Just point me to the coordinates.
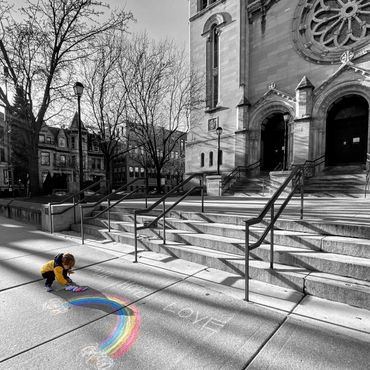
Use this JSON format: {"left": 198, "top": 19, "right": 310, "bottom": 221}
{"left": 206, "top": 25, "right": 219, "bottom": 109}
{"left": 41, "top": 171, "right": 48, "bottom": 183}
{"left": 135, "top": 167, "right": 139, "bottom": 178}
{"left": 209, "top": 151, "right": 213, "bottom": 166}
{"left": 219, "top": 150, "right": 223, "bottom": 165}
{"left": 71, "top": 136, "right": 75, "bottom": 149}
{"left": 39, "top": 134, "right": 45, "bottom": 143}
{"left": 0, "top": 148, "right": 4, "bottom": 162}
{"left": 60, "top": 155, "right": 66, "bottom": 164}
{"left": 129, "top": 166, "right": 134, "bottom": 177}
{"left": 201, "top": 153, "right": 205, "bottom": 167}
{"left": 58, "top": 137, "right": 66, "bottom": 147}
{"left": 0, "top": 126, "right": 4, "bottom": 143}
{"left": 199, "top": 0, "right": 207, "bottom": 11}
{"left": 41, "top": 152, "right": 50, "bottom": 165}
{"left": 140, "top": 168, "right": 145, "bottom": 177}
{"left": 46, "top": 136, "right": 52, "bottom": 144}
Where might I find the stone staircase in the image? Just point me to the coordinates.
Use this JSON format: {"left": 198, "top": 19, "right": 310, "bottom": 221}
{"left": 303, "top": 166, "right": 367, "bottom": 197}
{"left": 70, "top": 201, "right": 370, "bottom": 310}
{"left": 225, "top": 175, "right": 281, "bottom": 196}
{"left": 225, "top": 165, "right": 368, "bottom": 198}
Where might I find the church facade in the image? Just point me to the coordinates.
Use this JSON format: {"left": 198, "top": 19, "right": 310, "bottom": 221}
{"left": 186, "top": 0, "right": 370, "bottom": 176}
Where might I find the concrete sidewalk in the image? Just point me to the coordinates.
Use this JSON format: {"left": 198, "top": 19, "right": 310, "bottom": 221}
{"left": 0, "top": 215, "right": 370, "bottom": 370}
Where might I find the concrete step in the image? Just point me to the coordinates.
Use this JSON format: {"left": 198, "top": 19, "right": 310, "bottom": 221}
{"left": 70, "top": 222, "right": 370, "bottom": 310}
{"left": 93, "top": 208, "right": 370, "bottom": 240}
{"left": 83, "top": 218, "right": 370, "bottom": 282}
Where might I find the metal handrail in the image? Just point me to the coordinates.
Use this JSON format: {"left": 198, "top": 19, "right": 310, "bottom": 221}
{"left": 133, "top": 173, "right": 206, "bottom": 262}
{"left": 222, "top": 161, "right": 260, "bottom": 191}
{"left": 48, "top": 178, "right": 106, "bottom": 233}
{"left": 365, "top": 153, "right": 370, "bottom": 198}
{"left": 78, "top": 177, "right": 147, "bottom": 243}
{"left": 243, "top": 155, "right": 325, "bottom": 302}
{"left": 80, "top": 186, "right": 142, "bottom": 244}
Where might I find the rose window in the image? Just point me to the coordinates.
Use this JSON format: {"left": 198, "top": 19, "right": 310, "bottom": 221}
{"left": 292, "top": 0, "right": 370, "bottom": 64}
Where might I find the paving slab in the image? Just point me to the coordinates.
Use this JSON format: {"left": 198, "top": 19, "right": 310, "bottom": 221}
{"left": 0, "top": 253, "right": 286, "bottom": 370}
{"left": 248, "top": 299, "right": 370, "bottom": 370}
{"left": 2, "top": 215, "right": 370, "bottom": 370}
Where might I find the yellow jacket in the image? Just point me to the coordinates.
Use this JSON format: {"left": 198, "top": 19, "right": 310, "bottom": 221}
{"left": 40, "top": 254, "right": 69, "bottom": 285}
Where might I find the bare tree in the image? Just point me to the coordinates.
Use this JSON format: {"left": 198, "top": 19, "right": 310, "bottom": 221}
{"left": 0, "top": 0, "right": 133, "bottom": 194}
{"left": 118, "top": 33, "right": 204, "bottom": 191}
{"left": 80, "top": 31, "right": 128, "bottom": 191}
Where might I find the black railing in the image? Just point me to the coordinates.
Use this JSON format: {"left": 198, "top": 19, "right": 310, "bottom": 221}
{"left": 48, "top": 178, "right": 106, "bottom": 233}
{"left": 243, "top": 155, "right": 325, "bottom": 302}
{"left": 365, "top": 153, "right": 370, "bottom": 198}
{"left": 133, "top": 173, "right": 206, "bottom": 262}
{"left": 80, "top": 177, "right": 147, "bottom": 244}
{"left": 222, "top": 161, "right": 260, "bottom": 192}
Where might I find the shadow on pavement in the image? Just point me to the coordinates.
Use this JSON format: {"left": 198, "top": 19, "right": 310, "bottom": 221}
{"left": 50, "top": 286, "right": 135, "bottom": 316}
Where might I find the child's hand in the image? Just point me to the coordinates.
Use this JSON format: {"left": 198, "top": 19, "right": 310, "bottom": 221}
{"left": 68, "top": 270, "right": 75, "bottom": 275}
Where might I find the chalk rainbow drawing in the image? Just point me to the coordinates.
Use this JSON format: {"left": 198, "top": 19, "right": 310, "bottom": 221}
{"left": 68, "top": 295, "right": 141, "bottom": 359}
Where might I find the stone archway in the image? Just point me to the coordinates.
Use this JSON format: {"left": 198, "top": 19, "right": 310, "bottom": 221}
{"left": 326, "top": 94, "right": 369, "bottom": 166}
{"left": 312, "top": 81, "right": 370, "bottom": 164}
{"left": 248, "top": 101, "right": 295, "bottom": 170}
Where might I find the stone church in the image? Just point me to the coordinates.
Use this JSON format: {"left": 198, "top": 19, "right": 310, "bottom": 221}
{"left": 185, "top": 0, "right": 370, "bottom": 177}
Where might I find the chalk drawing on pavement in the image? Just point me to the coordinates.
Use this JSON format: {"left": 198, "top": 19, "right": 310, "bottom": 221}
{"left": 42, "top": 298, "right": 70, "bottom": 315}
{"left": 80, "top": 344, "right": 114, "bottom": 370}
{"left": 68, "top": 295, "right": 141, "bottom": 367}
{"left": 163, "top": 302, "right": 234, "bottom": 336}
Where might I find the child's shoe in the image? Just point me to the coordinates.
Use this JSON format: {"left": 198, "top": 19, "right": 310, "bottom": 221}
{"left": 45, "top": 284, "right": 53, "bottom": 292}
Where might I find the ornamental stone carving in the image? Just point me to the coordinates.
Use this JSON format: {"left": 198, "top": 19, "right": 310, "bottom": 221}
{"left": 292, "top": 0, "right": 370, "bottom": 64}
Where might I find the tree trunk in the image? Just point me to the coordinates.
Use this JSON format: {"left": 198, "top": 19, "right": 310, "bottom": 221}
{"left": 104, "top": 156, "right": 113, "bottom": 194}
{"left": 28, "top": 143, "right": 40, "bottom": 196}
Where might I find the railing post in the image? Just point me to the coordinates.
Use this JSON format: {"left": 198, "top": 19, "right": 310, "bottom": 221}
{"left": 163, "top": 199, "right": 166, "bottom": 244}
{"left": 49, "top": 203, "right": 53, "bottom": 234}
{"left": 145, "top": 177, "right": 148, "bottom": 208}
{"left": 134, "top": 212, "right": 138, "bottom": 263}
{"left": 270, "top": 204, "right": 274, "bottom": 269}
{"left": 245, "top": 222, "right": 250, "bottom": 302}
{"left": 73, "top": 196, "right": 76, "bottom": 224}
{"left": 200, "top": 175, "right": 205, "bottom": 213}
{"left": 108, "top": 198, "right": 111, "bottom": 232}
{"left": 80, "top": 205, "right": 84, "bottom": 245}
{"left": 300, "top": 171, "right": 304, "bottom": 220}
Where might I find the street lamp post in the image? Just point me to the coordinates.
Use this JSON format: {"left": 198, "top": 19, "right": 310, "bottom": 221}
{"left": 73, "top": 82, "right": 84, "bottom": 200}
{"left": 282, "top": 112, "right": 290, "bottom": 171}
{"left": 216, "top": 126, "right": 223, "bottom": 175}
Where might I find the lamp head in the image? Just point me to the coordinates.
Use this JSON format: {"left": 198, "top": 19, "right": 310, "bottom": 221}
{"left": 216, "top": 126, "right": 223, "bottom": 136}
{"left": 73, "top": 82, "right": 84, "bottom": 97}
{"left": 283, "top": 112, "right": 290, "bottom": 123}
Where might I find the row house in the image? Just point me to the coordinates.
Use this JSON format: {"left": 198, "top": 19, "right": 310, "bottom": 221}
{"left": 112, "top": 126, "right": 186, "bottom": 193}
{"left": 38, "top": 113, "right": 105, "bottom": 192}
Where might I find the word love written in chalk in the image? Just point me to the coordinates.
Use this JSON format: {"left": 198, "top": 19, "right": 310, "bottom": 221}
{"left": 163, "top": 303, "right": 233, "bottom": 335}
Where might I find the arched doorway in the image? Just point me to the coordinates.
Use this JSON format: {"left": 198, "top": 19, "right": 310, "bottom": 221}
{"left": 326, "top": 95, "right": 369, "bottom": 166}
{"left": 261, "top": 113, "right": 287, "bottom": 171}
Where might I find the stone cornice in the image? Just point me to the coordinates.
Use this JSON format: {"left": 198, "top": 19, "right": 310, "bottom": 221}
{"left": 247, "top": 0, "right": 281, "bottom": 22}
{"left": 315, "top": 63, "right": 370, "bottom": 96}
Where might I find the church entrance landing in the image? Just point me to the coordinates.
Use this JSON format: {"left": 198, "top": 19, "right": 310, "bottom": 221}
{"left": 326, "top": 95, "right": 369, "bottom": 166}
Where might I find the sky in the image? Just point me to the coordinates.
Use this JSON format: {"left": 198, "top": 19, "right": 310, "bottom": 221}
{"left": 111, "top": 0, "right": 189, "bottom": 50}
{"left": 8, "top": 0, "right": 190, "bottom": 50}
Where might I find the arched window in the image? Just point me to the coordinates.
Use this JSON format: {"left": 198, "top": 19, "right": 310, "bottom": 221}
{"left": 200, "top": 153, "right": 205, "bottom": 167}
{"left": 206, "top": 25, "right": 219, "bottom": 109}
{"left": 199, "top": 0, "right": 207, "bottom": 11}
{"left": 209, "top": 151, "right": 213, "bottom": 166}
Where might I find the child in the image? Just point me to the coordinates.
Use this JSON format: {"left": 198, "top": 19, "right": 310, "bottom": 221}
{"left": 40, "top": 253, "right": 75, "bottom": 292}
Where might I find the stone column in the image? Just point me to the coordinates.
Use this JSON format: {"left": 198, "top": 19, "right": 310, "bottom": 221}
{"left": 292, "top": 76, "right": 315, "bottom": 164}
{"left": 206, "top": 175, "right": 223, "bottom": 196}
